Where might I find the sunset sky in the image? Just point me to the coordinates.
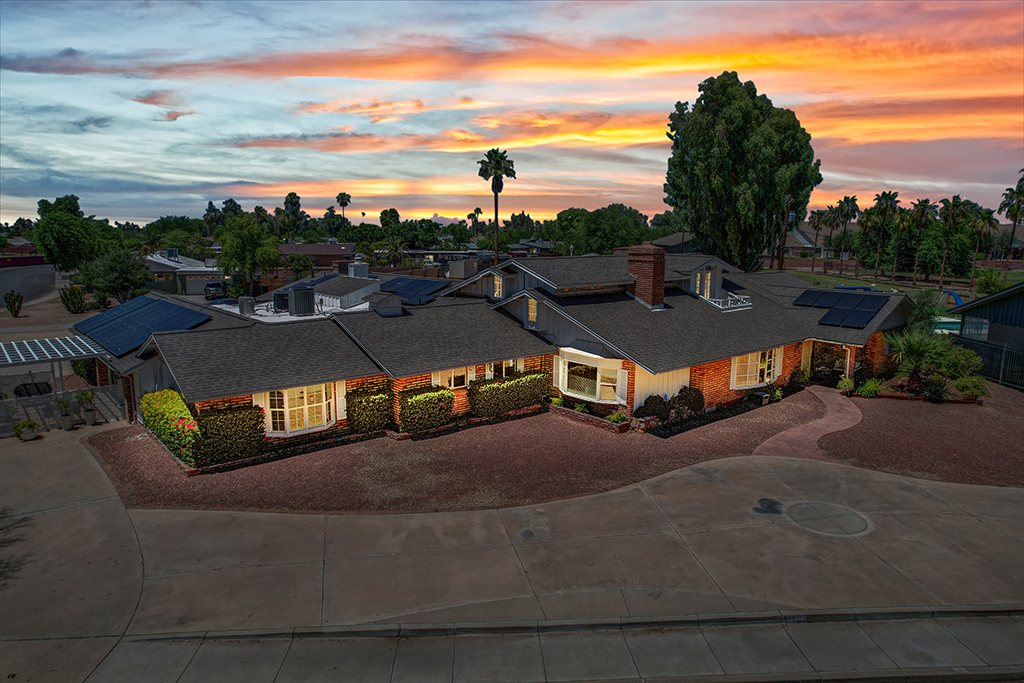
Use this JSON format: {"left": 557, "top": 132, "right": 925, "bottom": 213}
{"left": 1, "top": 0, "right": 1021, "bottom": 227}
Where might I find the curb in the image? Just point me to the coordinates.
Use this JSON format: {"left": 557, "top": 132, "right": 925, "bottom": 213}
{"left": 120, "top": 604, "right": 1024, "bottom": 641}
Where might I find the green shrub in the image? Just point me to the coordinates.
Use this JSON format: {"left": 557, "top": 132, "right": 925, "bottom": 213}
{"left": 800, "top": 250, "right": 810, "bottom": 258}
{"left": 858, "top": 378, "right": 883, "bottom": 398}
{"left": 976, "top": 267, "right": 1007, "bottom": 296}
{"left": 141, "top": 389, "right": 201, "bottom": 464}
{"left": 669, "top": 386, "right": 705, "bottom": 414}
{"left": 837, "top": 377, "right": 855, "bottom": 393}
{"left": 634, "top": 394, "right": 669, "bottom": 421}
{"left": 74, "top": 390, "right": 97, "bottom": 410}
{"left": 573, "top": 402, "right": 588, "bottom": 413}
{"left": 942, "top": 345, "right": 982, "bottom": 379}
{"left": 467, "top": 372, "right": 547, "bottom": 417}
{"left": 550, "top": 396, "right": 564, "bottom": 407}
{"left": 347, "top": 388, "right": 393, "bottom": 433}
{"left": 192, "top": 405, "right": 266, "bottom": 467}
{"left": 607, "top": 411, "right": 628, "bottom": 424}
{"left": 793, "top": 368, "right": 811, "bottom": 385}
{"left": 952, "top": 375, "right": 989, "bottom": 399}
{"left": 397, "top": 386, "right": 454, "bottom": 432}
{"left": 59, "top": 286, "right": 86, "bottom": 314}
{"left": 132, "top": 288, "right": 150, "bottom": 299}
{"left": 4, "top": 290, "right": 23, "bottom": 318}
{"left": 71, "top": 359, "right": 97, "bottom": 386}
{"left": 51, "top": 396, "right": 72, "bottom": 415}
{"left": 923, "top": 374, "right": 952, "bottom": 401}
{"left": 13, "top": 420, "right": 38, "bottom": 438}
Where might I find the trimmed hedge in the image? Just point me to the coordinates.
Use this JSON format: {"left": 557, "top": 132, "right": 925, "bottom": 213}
{"left": 140, "top": 389, "right": 201, "bottom": 465}
{"left": 191, "top": 404, "right": 266, "bottom": 467}
{"left": 634, "top": 394, "right": 670, "bottom": 421}
{"left": 398, "top": 386, "right": 454, "bottom": 432}
{"left": 467, "top": 372, "right": 548, "bottom": 417}
{"left": 669, "top": 386, "right": 705, "bottom": 414}
{"left": 347, "top": 388, "right": 394, "bottom": 433}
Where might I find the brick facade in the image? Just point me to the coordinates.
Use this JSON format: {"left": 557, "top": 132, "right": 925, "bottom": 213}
{"left": 690, "top": 342, "right": 803, "bottom": 408}
{"left": 625, "top": 243, "right": 666, "bottom": 308}
{"left": 95, "top": 359, "right": 112, "bottom": 387}
{"left": 193, "top": 395, "right": 253, "bottom": 411}
{"left": 122, "top": 374, "right": 135, "bottom": 423}
{"left": 860, "top": 331, "right": 889, "bottom": 375}
{"left": 391, "top": 373, "right": 433, "bottom": 429}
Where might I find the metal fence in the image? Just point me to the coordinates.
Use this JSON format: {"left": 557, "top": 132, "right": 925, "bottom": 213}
{"left": 951, "top": 337, "right": 1024, "bottom": 391}
{"left": 0, "top": 385, "right": 123, "bottom": 438}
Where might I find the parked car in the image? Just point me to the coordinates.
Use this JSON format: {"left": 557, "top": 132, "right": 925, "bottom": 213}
{"left": 204, "top": 281, "right": 227, "bottom": 300}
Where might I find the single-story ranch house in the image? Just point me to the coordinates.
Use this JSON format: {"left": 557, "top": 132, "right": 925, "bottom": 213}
{"left": 75, "top": 244, "right": 910, "bottom": 446}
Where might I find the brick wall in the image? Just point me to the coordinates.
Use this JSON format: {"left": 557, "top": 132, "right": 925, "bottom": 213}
{"left": 777, "top": 342, "right": 803, "bottom": 384}
{"left": 347, "top": 374, "right": 391, "bottom": 394}
{"left": 690, "top": 357, "right": 738, "bottom": 408}
{"left": 193, "top": 395, "right": 252, "bottom": 411}
{"left": 860, "top": 332, "right": 888, "bottom": 375}
{"left": 626, "top": 244, "right": 666, "bottom": 307}
{"left": 623, "top": 360, "right": 636, "bottom": 417}
{"left": 391, "top": 374, "right": 432, "bottom": 428}
{"left": 96, "top": 359, "right": 111, "bottom": 387}
{"left": 122, "top": 374, "right": 135, "bottom": 422}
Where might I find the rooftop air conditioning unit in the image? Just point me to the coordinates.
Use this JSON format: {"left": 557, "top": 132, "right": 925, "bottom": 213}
{"left": 238, "top": 296, "right": 255, "bottom": 316}
{"left": 272, "top": 291, "right": 289, "bottom": 313}
{"left": 348, "top": 262, "right": 369, "bottom": 278}
{"left": 288, "top": 287, "right": 315, "bottom": 316}
{"left": 165, "top": 248, "right": 179, "bottom": 260}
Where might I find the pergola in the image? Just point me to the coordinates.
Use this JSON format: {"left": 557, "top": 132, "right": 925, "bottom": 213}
{"left": 0, "top": 336, "right": 109, "bottom": 394}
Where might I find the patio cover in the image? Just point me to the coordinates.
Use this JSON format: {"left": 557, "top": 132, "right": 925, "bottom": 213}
{"left": 0, "top": 336, "right": 107, "bottom": 369}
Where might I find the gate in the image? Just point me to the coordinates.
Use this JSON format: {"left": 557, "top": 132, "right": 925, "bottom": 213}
{"left": 952, "top": 337, "right": 1024, "bottom": 391}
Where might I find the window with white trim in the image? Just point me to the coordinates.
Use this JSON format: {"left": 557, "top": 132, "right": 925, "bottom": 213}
{"left": 555, "top": 350, "right": 628, "bottom": 405}
{"left": 486, "top": 358, "right": 524, "bottom": 380}
{"left": 732, "top": 348, "right": 781, "bottom": 389}
{"left": 493, "top": 275, "right": 503, "bottom": 299}
{"left": 433, "top": 366, "right": 475, "bottom": 389}
{"left": 256, "top": 382, "right": 342, "bottom": 436}
{"left": 527, "top": 298, "right": 537, "bottom": 322}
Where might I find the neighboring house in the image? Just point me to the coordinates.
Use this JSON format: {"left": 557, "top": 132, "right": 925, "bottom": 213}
{"left": 145, "top": 250, "right": 233, "bottom": 296}
{"left": 258, "top": 268, "right": 381, "bottom": 312}
{"left": 279, "top": 243, "right": 356, "bottom": 268}
{"left": 949, "top": 282, "right": 1024, "bottom": 351}
{"left": 70, "top": 243, "right": 908, "bottom": 446}
{"left": 649, "top": 232, "right": 694, "bottom": 254}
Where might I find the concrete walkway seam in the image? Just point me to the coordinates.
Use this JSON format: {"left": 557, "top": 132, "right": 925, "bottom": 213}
{"left": 109, "top": 604, "right": 1024, "bottom": 642}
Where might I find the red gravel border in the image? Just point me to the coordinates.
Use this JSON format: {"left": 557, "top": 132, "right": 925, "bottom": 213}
{"left": 818, "top": 381, "right": 1024, "bottom": 487}
{"left": 86, "top": 390, "right": 827, "bottom": 513}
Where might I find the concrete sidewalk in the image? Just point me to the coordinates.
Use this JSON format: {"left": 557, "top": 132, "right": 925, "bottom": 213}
{"left": 3, "top": 388, "right": 1024, "bottom": 682}
{"left": 82, "top": 611, "right": 1024, "bottom": 682}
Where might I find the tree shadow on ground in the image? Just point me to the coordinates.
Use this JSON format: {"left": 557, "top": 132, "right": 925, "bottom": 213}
{"left": 0, "top": 507, "right": 31, "bottom": 590}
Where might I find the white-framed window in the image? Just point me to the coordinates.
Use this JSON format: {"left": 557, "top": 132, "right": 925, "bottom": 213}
{"left": 486, "top": 358, "right": 524, "bottom": 380}
{"left": 254, "top": 382, "right": 344, "bottom": 436}
{"left": 432, "top": 366, "right": 476, "bottom": 389}
{"left": 527, "top": 298, "right": 538, "bottom": 322}
{"left": 731, "top": 348, "right": 781, "bottom": 389}
{"left": 493, "top": 275, "right": 503, "bottom": 299}
{"left": 555, "top": 349, "right": 628, "bottom": 405}
{"left": 695, "top": 270, "right": 712, "bottom": 298}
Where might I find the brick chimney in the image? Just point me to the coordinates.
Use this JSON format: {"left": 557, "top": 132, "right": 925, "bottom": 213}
{"left": 626, "top": 242, "right": 665, "bottom": 308}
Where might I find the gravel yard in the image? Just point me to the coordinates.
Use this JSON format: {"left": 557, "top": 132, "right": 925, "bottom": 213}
{"left": 818, "top": 381, "right": 1024, "bottom": 487}
{"left": 88, "top": 389, "right": 826, "bottom": 513}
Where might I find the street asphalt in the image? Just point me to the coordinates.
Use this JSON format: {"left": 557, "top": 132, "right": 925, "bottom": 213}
{"left": 1, "top": 390, "right": 1023, "bottom": 682}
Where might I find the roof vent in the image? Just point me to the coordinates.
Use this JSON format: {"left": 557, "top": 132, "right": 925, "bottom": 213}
{"left": 238, "top": 296, "right": 255, "bottom": 316}
{"left": 288, "top": 287, "right": 315, "bottom": 316}
{"left": 272, "top": 290, "right": 289, "bottom": 313}
{"left": 348, "top": 262, "right": 369, "bottom": 278}
{"left": 166, "top": 248, "right": 179, "bottom": 261}
{"left": 366, "top": 292, "right": 404, "bottom": 317}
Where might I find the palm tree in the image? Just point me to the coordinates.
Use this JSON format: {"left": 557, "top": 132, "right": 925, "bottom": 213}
{"left": 836, "top": 196, "right": 859, "bottom": 252}
{"left": 335, "top": 192, "right": 351, "bottom": 220}
{"left": 808, "top": 209, "right": 828, "bottom": 274}
{"left": 473, "top": 207, "right": 483, "bottom": 236}
{"left": 383, "top": 233, "right": 406, "bottom": 267}
{"left": 870, "top": 191, "right": 900, "bottom": 279}
{"left": 969, "top": 206, "right": 998, "bottom": 289}
{"left": 909, "top": 199, "right": 937, "bottom": 284}
{"left": 886, "top": 326, "right": 951, "bottom": 393}
{"left": 890, "top": 207, "right": 910, "bottom": 282}
{"left": 938, "top": 195, "right": 969, "bottom": 288}
{"left": 478, "top": 149, "right": 516, "bottom": 267}
{"left": 998, "top": 169, "right": 1024, "bottom": 261}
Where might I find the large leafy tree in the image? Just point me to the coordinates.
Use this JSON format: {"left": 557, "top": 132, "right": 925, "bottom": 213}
{"left": 869, "top": 191, "right": 900, "bottom": 278}
{"left": 909, "top": 199, "right": 937, "bottom": 284}
{"left": 34, "top": 195, "right": 101, "bottom": 272}
{"left": 938, "top": 195, "right": 971, "bottom": 288}
{"left": 478, "top": 148, "right": 516, "bottom": 266}
{"left": 216, "top": 213, "right": 281, "bottom": 296}
{"left": 664, "top": 71, "right": 821, "bottom": 271}
{"left": 998, "top": 168, "right": 1024, "bottom": 260}
{"left": 79, "top": 249, "right": 151, "bottom": 303}
{"left": 968, "top": 205, "right": 998, "bottom": 288}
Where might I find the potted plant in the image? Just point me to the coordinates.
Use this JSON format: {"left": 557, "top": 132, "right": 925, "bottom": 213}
{"left": 75, "top": 390, "right": 98, "bottom": 425}
{"left": 52, "top": 396, "right": 74, "bottom": 431}
{"left": 14, "top": 419, "right": 39, "bottom": 441}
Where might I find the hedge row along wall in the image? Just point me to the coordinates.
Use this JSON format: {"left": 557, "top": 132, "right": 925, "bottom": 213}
{"left": 347, "top": 387, "right": 394, "bottom": 433}
{"left": 467, "top": 372, "right": 548, "bottom": 417}
{"left": 397, "top": 386, "right": 454, "bottom": 432}
{"left": 140, "top": 389, "right": 201, "bottom": 465}
{"left": 189, "top": 404, "right": 266, "bottom": 468}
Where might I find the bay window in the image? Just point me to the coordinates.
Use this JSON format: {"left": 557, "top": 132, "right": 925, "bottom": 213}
{"left": 555, "top": 349, "right": 627, "bottom": 405}
{"left": 255, "top": 382, "right": 344, "bottom": 436}
{"left": 732, "top": 348, "right": 781, "bottom": 389}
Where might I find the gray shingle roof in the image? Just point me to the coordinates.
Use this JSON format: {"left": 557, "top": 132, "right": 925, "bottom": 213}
{"left": 150, "top": 318, "right": 383, "bottom": 403}
{"left": 335, "top": 300, "right": 553, "bottom": 378}
{"left": 512, "top": 253, "right": 725, "bottom": 289}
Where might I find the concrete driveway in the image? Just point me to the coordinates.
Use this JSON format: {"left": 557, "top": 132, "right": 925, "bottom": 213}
{"left": 2, "top": 415, "right": 1023, "bottom": 680}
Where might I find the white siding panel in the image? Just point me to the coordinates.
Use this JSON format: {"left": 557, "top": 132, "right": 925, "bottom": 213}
{"left": 633, "top": 366, "right": 691, "bottom": 411}
{"left": 544, "top": 310, "right": 609, "bottom": 353}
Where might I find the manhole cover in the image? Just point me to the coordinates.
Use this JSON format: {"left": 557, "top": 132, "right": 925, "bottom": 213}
{"left": 787, "top": 502, "right": 869, "bottom": 536}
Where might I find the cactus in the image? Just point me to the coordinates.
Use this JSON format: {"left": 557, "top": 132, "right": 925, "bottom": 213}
{"left": 4, "top": 290, "right": 23, "bottom": 318}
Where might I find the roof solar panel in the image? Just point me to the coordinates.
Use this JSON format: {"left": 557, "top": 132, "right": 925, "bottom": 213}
{"left": 855, "top": 295, "right": 889, "bottom": 313}
{"left": 840, "top": 309, "right": 877, "bottom": 329}
{"left": 79, "top": 297, "right": 211, "bottom": 356}
{"left": 814, "top": 291, "right": 844, "bottom": 308}
{"left": 793, "top": 290, "right": 824, "bottom": 307}
{"left": 836, "top": 293, "right": 866, "bottom": 309}
{"left": 818, "top": 307, "right": 852, "bottom": 326}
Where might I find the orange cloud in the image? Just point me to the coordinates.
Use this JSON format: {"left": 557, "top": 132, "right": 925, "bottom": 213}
{"left": 132, "top": 90, "right": 180, "bottom": 106}
{"left": 293, "top": 96, "right": 478, "bottom": 123}
{"left": 165, "top": 110, "right": 194, "bottom": 121}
